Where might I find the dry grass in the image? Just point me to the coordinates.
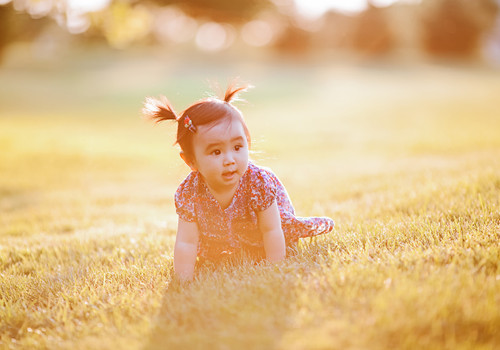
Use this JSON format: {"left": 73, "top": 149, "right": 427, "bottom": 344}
{"left": 0, "top": 56, "right": 499, "bottom": 349}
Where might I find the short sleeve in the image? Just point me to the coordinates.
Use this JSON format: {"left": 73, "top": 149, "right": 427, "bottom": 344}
{"left": 174, "top": 173, "right": 197, "bottom": 222}
{"left": 249, "top": 166, "right": 277, "bottom": 212}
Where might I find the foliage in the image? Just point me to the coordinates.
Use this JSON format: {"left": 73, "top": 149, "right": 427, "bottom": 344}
{"left": 351, "top": 5, "right": 395, "bottom": 56}
{"left": 0, "top": 4, "right": 52, "bottom": 61}
{"left": 421, "top": 0, "right": 499, "bottom": 57}
{"left": 1, "top": 0, "right": 500, "bottom": 58}
{"left": 146, "top": 0, "right": 274, "bottom": 22}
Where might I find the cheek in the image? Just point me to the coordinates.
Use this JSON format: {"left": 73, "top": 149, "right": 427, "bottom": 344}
{"left": 238, "top": 150, "right": 249, "bottom": 165}
{"left": 200, "top": 156, "right": 219, "bottom": 170}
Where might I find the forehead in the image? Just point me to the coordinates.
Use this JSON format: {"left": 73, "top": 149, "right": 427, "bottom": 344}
{"left": 194, "top": 117, "right": 246, "bottom": 145}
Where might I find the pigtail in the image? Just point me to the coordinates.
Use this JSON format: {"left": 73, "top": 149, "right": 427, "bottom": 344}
{"left": 223, "top": 82, "right": 251, "bottom": 103}
{"left": 142, "top": 95, "right": 178, "bottom": 123}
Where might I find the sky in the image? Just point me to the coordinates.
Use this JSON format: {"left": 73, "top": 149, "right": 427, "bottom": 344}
{"left": 66, "top": 0, "right": 111, "bottom": 13}
{"left": 27, "top": 0, "right": 422, "bottom": 17}
{"left": 294, "top": 0, "right": 421, "bottom": 17}
{"left": 0, "top": 0, "right": 422, "bottom": 18}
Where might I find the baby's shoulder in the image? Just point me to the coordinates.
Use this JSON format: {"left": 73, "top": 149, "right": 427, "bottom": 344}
{"left": 247, "top": 161, "right": 277, "bottom": 177}
{"left": 246, "top": 162, "right": 278, "bottom": 185}
{"left": 175, "top": 171, "right": 199, "bottom": 200}
{"left": 244, "top": 162, "right": 281, "bottom": 211}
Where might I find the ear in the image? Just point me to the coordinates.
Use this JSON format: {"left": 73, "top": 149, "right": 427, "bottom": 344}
{"left": 180, "top": 151, "right": 197, "bottom": 171}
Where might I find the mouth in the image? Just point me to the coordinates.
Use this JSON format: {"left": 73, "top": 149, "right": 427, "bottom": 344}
{"left": 222, "top": 170, "right": 237, "bottom": 180}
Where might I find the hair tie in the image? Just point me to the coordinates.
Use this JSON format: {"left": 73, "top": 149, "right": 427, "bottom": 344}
{"left": 183, "top": 115, "right": 197, "bottom": 133}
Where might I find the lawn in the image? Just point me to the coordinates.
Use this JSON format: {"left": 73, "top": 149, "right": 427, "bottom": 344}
{"left": 0, "top": 51, "right": 499, "bottom": 349}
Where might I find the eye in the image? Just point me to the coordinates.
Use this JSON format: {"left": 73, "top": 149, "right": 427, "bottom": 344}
{"left": 234, "top": 144, "right": 243, "bottom": 151}
{"left": 211, "top": 149, "right": 221, "bottom": 156}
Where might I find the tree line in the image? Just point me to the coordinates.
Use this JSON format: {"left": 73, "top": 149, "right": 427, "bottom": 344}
{"left": 0, "top": 0, "right": 499, "bottom": 60}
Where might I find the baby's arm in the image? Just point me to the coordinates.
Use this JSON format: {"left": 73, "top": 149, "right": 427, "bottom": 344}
{"left": 257, "top": 201, "right": 286, "bottom": 262}
{"left": 174, "top": 218, "right": 199, "bottom": 282}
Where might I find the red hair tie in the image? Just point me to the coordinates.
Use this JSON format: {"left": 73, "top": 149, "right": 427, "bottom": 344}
{"left": 183, "top": 115, "right": 197, "bottom": 133}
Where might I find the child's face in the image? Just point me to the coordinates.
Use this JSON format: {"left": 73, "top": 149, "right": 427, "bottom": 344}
{"left": 189, "top": 117, "right": 249, "bottom": 193}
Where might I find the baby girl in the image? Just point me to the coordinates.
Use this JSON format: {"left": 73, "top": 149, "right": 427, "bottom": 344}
{"left": 143, "top": 83, "right": 334, "bottom": 282}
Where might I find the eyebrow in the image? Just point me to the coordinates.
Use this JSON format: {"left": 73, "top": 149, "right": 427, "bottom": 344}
{"left": 205, "top": 136, "right": 244, "bottom": 150}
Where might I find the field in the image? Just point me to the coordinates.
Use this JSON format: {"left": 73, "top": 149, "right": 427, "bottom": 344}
{"left": 0, "top": 51, "right": 499, "bottom": 349}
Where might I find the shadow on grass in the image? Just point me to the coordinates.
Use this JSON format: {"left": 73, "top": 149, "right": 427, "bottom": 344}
{"left": 144, "top": 255, "right": 305, "bottom": 350}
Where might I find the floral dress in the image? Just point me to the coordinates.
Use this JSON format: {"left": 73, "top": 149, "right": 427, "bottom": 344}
{"left": 175, "top": 162, "right": 334, "bottom": 262}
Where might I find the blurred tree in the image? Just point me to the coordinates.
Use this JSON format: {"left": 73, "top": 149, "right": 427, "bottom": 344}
{"left": 272, "top": 22, "right": 312, "bottom": 55}
{"left": 321, "top": 11, "right": 355, "bottom": 51}
{"left": 0, "top": 5, "right": 9, "bottom": 60}
{"left": 90, "top": 1, "right": 152, "bottom": 49}
{"left": 0, "top": 3, "right": 52, "bottom": 62}
{"left": 0, "top": 0, "right": 277, "bottom": 55}
{"left": 421, "top": 0, "right": 499, "bottom": 57}
{"left": 145, "top": 0, "right": 274, "bottom": 23}
{"left": 351, "top": 4, "right": 395, "bottom": 56}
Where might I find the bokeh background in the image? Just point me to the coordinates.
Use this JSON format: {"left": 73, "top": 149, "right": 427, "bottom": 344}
{"left": 1, "top": 0, "right": 500, "bottom": 61}
{"left": 1, "top": 0, "right": 500, "bottom": 122}
{"left": 1, "top": 1, "right": 500, "bottom": 349}
{"left": 1, "top": 0, "right": 500, "bottom": 123}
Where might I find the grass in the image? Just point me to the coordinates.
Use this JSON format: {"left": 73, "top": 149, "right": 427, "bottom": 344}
{"left": 0, "top": 51, "right": 499, "bottom": 349}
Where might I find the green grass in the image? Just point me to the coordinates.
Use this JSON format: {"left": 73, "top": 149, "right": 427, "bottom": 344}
{"left": 0, "top": 53, "right": 499, "bottom": 349}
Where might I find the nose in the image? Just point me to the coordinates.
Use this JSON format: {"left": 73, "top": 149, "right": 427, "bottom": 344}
{"left": 223, "top": 152, "right": 235, "bottom": 166}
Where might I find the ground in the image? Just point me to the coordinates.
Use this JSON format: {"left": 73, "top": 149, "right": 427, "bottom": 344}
{"left": 0, "top": 50, "right": 499, "bottom": 349}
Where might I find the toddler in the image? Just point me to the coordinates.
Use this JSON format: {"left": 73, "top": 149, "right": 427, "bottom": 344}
{"left": 143, "top": 83, "right": 334, "bottom": 282}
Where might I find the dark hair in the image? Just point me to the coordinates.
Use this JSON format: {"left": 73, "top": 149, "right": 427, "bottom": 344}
{"left": 142, "top": 83, "right": 251, "bottom": 161}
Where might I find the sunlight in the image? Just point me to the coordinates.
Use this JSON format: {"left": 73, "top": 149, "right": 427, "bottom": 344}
{"left": 66, "top": 0, "right": 111, "bottom": 14}
{"left": 295, "top": 0, "right": 367, "bottom": 17}
{"left": 2, "top": 0, "right": 111, "bottom": 18}
{"left": 195, "top": 22, "right": 235, "bottom": 52}
{"left": 294, "top": 0, "right": 422, "bottom": 17}
{"left": 241, "top": 20, "right": 275, "bottom": 47}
